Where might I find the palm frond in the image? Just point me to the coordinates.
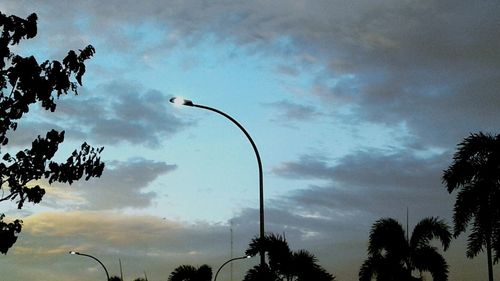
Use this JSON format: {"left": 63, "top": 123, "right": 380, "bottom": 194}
{"left": 456, "top": 133, "right": 495, "bottom": 162}
{"left": 245, "top": 236, "right": 262, "bottom": 257}
{"left": 368, "top": 218, "right": 408, "bottom": 259}
{"left": 167, "top": 264, "right": 212, "bottom": 281}
{"left": 243, "top": 264, "right": 279, "bottom": 281}
{"left": 493, "top": 223, "right": 500, "bottom": 263}
{"left": 442, "top": 132, "right": 496, "bottom": 193}
{"left": 443, "top": 160, "right": 475, "bottom": 193}
{"left": 168, "top": 265, "right": 197, "bottom": 281}
{"left": 443, "top": 132, "right": 500, "bottom": 279}
{"left": 195, "top": 265, "right": 212, "bottom": 281}
{"left": 412, "top": 245, "right": 449, "bottom": 281}
{"left": 466, "top": 220, "right": 487, "bottom": 258}
{"left": 410, "top": 217, "right": 451, "bottom": 251}
{"left": 292, "top": 249, "right": 318, "bottom": 270}
{"left": 359, "top": 256, "right": 378, "bottom": 281}
{"left": 245, "top": 233, "right": 291, "bottom": 269}
{"left": 452, "top": 185, "right": 479, "bottom": 236}
{"left": 265, "top": 234, "right": 292, "bottom": 273}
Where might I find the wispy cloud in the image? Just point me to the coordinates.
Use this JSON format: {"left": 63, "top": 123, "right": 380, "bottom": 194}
{"left": 264, "top": 100, "right": 322, "bottom": 124}
{"left": 50, "top": 82, "right": 191, "bottom": 148}
{"left": 272, "top": 150, "right": 453, "bottom": 216}
{"left": 10, "top": 211, "right": 249, "bottom": 281}
{"left": 69, "top": 158, "right": 177, "bottom": 210}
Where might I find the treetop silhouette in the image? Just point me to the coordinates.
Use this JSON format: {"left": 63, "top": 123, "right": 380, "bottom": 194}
{"left": 244, "top": 233, "right": 335, "bottom": 281}
{"left": 443, "top": 132, "right": 500, "bottom": 281}
{"left": 359, "top": 217, "right": 451, "bottom": 281}
{"left": 0, "top": 11, "right": 104, "bottom": 254}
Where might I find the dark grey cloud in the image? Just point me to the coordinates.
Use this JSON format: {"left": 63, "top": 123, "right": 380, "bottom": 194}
{"left": 273, "top": 154, "right": 334, "bottom": 181}
{"left": 273, "top": 150, "right": 453, "bottom": 216}
{"left": 4, "top": 1, "right": 500, "bottom": 150}
{"left": 266, "top": 149, "right": 456, "bottom": 267}
{"left": 302, "top": 1, "right": 500, "bottom": 148}
{"left": 45, "top": 81, "right": 190, "bottom": 147}
{"left": 3, "top": 83, "right": 188, "bottom": 149}
{"left": 234, "top": 149, "right": 460, "bottom": 279}
{"left": 2, "top": 2, "right": 500, "bottom": 280}
{"left": 4, "top": 121, "right": 69, "bottom": 148}
{"left": 264, "top": 100, "right": 322, "bottom": 124}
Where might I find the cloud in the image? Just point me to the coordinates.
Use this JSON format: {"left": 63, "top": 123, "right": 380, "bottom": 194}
{"left": 266, "top": 148, "right": 457, "bottom": 271}
{"left": 264, "top": 100, "right": 322, "bottom": 124}
{"left": 5, "top": 1, "right": 500, "bottom": 150}
{"left": 7, "top": 210, "right": 253, "bottom": 281}
{"left": 2, "top": 2, "right": 500, "bottom": 280}
{"left": 235, "top": 149, "right": 462, "bottom": 279}
{"left": 4, "top": 84, "right": 189, "bottom": 150}
{"left": 4, "top": 121, "right": 69, "bottom": 148}
{"left": 301, "top": 1, "right": 500, "bottom": 148}
{"left": 45, "top": 82, "right": 190, "bottom": 148}
{"left": 23, "top": 211, "right": 179, "bottom": 244}
{"left": 272, "top": 154, "right": 334, "bottom": 181}
{"left": 272, "top": 150, "right": 454, "bottom": 217}
{"left": 72, "top": 158, "right": 177, "bottom": 210}
{"left": 36, "top": 158, "right": 176, "bottom": 210}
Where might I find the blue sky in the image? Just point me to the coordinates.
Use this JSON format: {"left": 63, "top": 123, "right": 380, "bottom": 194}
{"left": 1, "top": 1, "right": 500, "bottom": 281}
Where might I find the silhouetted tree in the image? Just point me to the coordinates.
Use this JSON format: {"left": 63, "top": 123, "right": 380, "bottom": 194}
{"left": 0, "top": 11, "right": 104, "bottom": 254}
{"left": 167, "top": 264, "right": 212, "bottom": 281}
{"left": 443, "top": 132, "right": 500, "bottom": 281}
{"left": 359, "top": 217, "right": 451, "bottom": 281}
{"left": 244, "top": 233, "right": 335, "bottom": 281}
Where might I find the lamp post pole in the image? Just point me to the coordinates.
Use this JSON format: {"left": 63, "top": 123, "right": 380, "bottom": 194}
{"left": 213, "top": 255, "right": 252, "bottom": 281}
{"left": 69, "top": 251, "right": 110, "bottom": 281}
{"left": 169, "top": 97, "right": 266, "bottom": 268}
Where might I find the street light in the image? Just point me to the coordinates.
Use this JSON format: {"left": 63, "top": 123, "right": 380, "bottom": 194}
{"left": 214, "top": 255, "right": 252, "bottom": 281}
{"left": 169, "top": 97, "right": 266, "bottom": 267}
{"left": 69, "top": 251, "right": 110, "bottom": 281}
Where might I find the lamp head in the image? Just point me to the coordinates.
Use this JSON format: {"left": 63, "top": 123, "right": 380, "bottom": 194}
{"left": 169, "top": 97, "right": 194, "bottom": 106}
{"left": 69, "top": 251, "right": 78, "bottom": 255}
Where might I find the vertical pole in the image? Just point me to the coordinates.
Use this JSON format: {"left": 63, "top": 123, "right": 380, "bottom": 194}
{"left": 119, "top": 258, "right": 124, "bottom": 281}
{"left": 230, "top": 221, "right": 234, "bottom": 281}
{"left": 191, "top": 103, "right": 266, "bottom": 267}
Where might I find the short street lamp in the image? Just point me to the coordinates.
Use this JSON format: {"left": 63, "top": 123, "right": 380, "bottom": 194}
{"left": 69, "top": 251, "right": 110, "bottom": 281}
{"left": 214, "top": 255, "right": 252, "bottom": 281}
{"left": 169, "top": 97, "right": 265, "bottom": 267}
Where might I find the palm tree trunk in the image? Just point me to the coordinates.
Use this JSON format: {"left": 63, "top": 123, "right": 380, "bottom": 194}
{"left": 486, "top": 236, "right": 494, "bottom": 281}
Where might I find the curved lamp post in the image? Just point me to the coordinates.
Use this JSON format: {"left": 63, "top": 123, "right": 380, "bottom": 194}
{"left": 69, "top": 251, "right": 110, "bottom": 281}
{"left": 169, "top": 97, "right": 265, "bottom": 267}
{"left": 214, "top": 255, "right": 252, "bottom": 281}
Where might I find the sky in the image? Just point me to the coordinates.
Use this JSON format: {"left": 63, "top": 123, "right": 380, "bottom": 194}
{"left": 1, "top": 1, "right": 500, "bottom": 280}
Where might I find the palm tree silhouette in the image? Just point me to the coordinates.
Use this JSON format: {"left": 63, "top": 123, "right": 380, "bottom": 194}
{"left": 167, "top": 264, "right": 212, "bottom": 281}
{"left": 244, "top": 233, "right": 335, "bottom": 281}
{"left": 443, "top": 132, "right": 500, "bottom": 281}
{"left": 359, "top": 217, "right": 451, "bottom": 281}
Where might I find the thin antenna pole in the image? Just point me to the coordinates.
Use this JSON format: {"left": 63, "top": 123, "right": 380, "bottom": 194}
{"left": 230, "top": 221, "right": 234, "bottom": 281}
{"left": 119, "top": 259, "right": 124, "bottom": 281}
{"left": 144, "top": 271, "right": 148, "bottom": 281}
